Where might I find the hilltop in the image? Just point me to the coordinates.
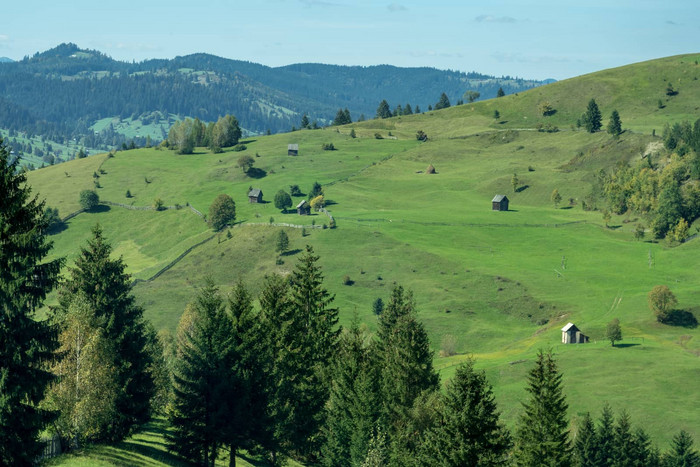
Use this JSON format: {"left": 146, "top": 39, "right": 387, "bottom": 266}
{"left": 0, "top": 43, "right": 546, "bottom": 158}
{"left": 26, "top": 53, "right": 700, "bottom": 446}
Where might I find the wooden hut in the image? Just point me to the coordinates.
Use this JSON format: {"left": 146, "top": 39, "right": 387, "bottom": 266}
{"left": 561, "top": 323, "right": 589, "bottom": 344}
{"left": 297, "top": 199, "right": 310, "bottom": 215}
{"left": 288, "top": 144, "right": 299, "bottom": 156}
{"left": 426, "top": 164, "right": 436, "bottom": 174}
{"left": 248, "top": 188, "right": 263, "bottom": 203}
{"left": 492, "top": 195, "right": 509, "bottom": 211}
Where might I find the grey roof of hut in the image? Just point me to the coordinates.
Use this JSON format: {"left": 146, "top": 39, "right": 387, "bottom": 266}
{"left": 288, "top": 144, "right": 299, "bottom": 150}
{"left": 248, "top": 189, "right": 261, "bottom": 197}
{"left": 492, "top": 194, "right": 507, "bottom": 202}
{"left": 296, "top": 199, "right": 307, "bottom": 208}
{"left": 561, "top": 322, "right": 577, "bottom": 332}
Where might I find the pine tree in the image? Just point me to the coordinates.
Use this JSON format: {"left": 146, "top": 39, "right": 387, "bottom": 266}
{"left": 612, "top": 410, "right": 635, "bottom": 467}
{"left": 168, "top": 280, "right": 236, "bottom": 466}
{"left": 343, "top": 108, "right": 352, "bottom": 124}
{"left": 404, "top": 103, "right": 413, "bottom": 115}
{"left": 629, "top": 427, "right": 657, "bottom": 466}
{"left": 420, "top": 359, "right": 511, "bottom": 466}
{"left": 58, "top": 225, "right": 154, "bottom": 440}
{"left": 301, "top": 113, "right": 310, "bottom": 129}
{"left": 608, "top": 110, "right": 622, "bottom": 136}
{"left": 514, "top": 349, "right": 571, "bottom": 466}
{"left": 497, "top": 87, "right": 505, "bottom": 97}
{"left": 573, "top": 412, "right": 598, "bottom": 467}
{"left": 275, "top": 230, "right": 289, "bottom": 254}
{"left": 0, "top": 138, "right": 62, "bottom": 464}
{"left": 582, "top": 98, "right": 602, "bottom": 133}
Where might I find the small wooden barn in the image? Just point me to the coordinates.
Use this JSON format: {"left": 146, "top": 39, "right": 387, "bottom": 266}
{"left": 426, "top": 164, "right": 436, "bottom": 174}
{"left": 492, "top": 195, "right": 509, "bottom": 211}
{"left": 561, "top": 323, "right": 589, "bottom": 344}
{"left": 288, "top": 144, "right": 299, "bottom": 156}
{"left": 297, "top": 199, "right": 310, "bottom": 215}
{"left": 248, "top": 188, "right": 263, "bottom": 203}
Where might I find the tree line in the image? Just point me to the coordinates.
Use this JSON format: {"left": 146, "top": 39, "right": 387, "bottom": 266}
{"left": 1, "top": 137, "right": 697, "bottom": 465}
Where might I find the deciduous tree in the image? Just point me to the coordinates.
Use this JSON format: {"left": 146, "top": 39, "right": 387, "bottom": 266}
{"left": 209, "top": 194, "right": 236, "bottom": 231}
{"left": 606, "top": 318, "right": 622, "bottom": 347}
{"left": 274, "top": 190, "right": 292, "bottom": 213}
{"left": 648, "top": 285, "right": 677, "bottom": 322}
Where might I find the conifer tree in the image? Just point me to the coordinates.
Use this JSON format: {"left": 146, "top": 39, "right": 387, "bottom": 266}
{"left": 168, "top": 280, "right": 237, "bottom": 466}
{"left": 376, "top": 100, "right": 392, "bottom": 119}
{"left": 286, "top": 246, "right": 340, "bottom": 457}
{"left": 435, "top": 92, "right": 451, "bottom": 110}
{"left": 321, "top": 320, "right": 381, "bottom": 466}
{"left": 59, "top": 225, "right": 154, "bottom": 440}
{"left": 376, "top": 285, "right": 439, "bottom": 449}
{"left": 404, "top": 103, "right": 413, "bottom": 115}
{"left": 301, "top": 113, "right": 310, "bottom": 129}
{"left": 607, "top": 110, "right": 622, "bottom": 136}
{"left": 420, "top": 359, "right": 511, "bottom": 466}
{"left": 514, "top": 349, "right": 571, "bottom": 466}
{"left": 629, "top": 427, "right": 657, "bottom": 466}
{"left": 0, "top": 138, "right": 62, "bottom": 464}
{"left": 497, "top": 87, "right": 505, "bottom": 97}
{"left": 664, "top": 430, "right": 699, "bottom": 467}
{"left": 612, "top": 410, "right": 635, "bottom": 467}
{"left": 595, "top": 404, "right": 615, "bottom": 467}
{"left": 573, "top": 412, "right": 598, "bottom": 467}
{"left": 582, "top": 98, "right": 602, "bottom": 133}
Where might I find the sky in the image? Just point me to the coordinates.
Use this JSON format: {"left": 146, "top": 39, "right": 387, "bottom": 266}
{"left": 2, "top": 0, "right": 699, "bottom": 81}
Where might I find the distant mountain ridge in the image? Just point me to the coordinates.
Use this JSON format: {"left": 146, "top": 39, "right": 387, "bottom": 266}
{"left": 0, "top": 43, "right": 549, "bottom": 150}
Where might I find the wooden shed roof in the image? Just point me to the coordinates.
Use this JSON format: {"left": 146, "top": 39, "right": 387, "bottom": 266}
{"left": 288, "top": 144, "right": 299, "bottom": 150}
{"left": 296, "top": 199, "right": 308, "bottom": 208}
{"left": 248, "top": 189, "right": 262, "bottom": 197}
{"left": 561, "top": 322, "right": 578, "bottom": 332}
{"left": 492, "top": 194, "right": 508, "bottom": 203}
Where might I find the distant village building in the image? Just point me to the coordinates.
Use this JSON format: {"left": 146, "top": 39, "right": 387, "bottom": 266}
{"left": 248, "top": 188, "right": 263, "bottom": 203}
{"left": 561, "top": 323, "right": 589, "bottom": 344}
{"left": 288, "top": 144, "right": 299, "bottom": 156}
{"left": 426, "top": 164, "right": 436, "bottom": 174}
{"left": 297, "top": 199, "right": 310, "bottom": 215}
{"left": 492, "top": 195, "right": 509, "bottom": 211}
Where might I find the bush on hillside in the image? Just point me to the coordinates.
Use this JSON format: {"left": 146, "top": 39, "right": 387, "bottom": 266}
{"left": 79, "top": 190, "right": 99, "bottom": 211}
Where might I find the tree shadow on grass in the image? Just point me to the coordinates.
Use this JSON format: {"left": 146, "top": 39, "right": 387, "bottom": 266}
{"left": 515, "top": 185, "right": 529, "bottom": 193}
{"left": 246, "top": 168, "right": 267, "bottom": 179}
{"left": 662, "top": 309, "right": 698, "bottom": 328}
{"left": 281, "top": 248, "right": 302, "bottom": 257}
{"left": 612, "top": 343, "right": 641, "bottom": 348}
{"left": 91, "top": 205, "right": 111, "bottom": 213}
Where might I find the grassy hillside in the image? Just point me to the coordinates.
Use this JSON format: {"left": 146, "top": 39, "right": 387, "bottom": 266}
{"left": 27, "top": 54, "right": 700, "bottom": 449}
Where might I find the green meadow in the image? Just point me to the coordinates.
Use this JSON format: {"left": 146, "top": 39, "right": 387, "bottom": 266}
{"left": 27, "top": 55, "right": 700, "bottom": 449}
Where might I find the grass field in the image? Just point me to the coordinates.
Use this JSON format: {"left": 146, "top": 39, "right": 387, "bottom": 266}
{"left": 27, "top": 55, "right": 700, "bottom": 455}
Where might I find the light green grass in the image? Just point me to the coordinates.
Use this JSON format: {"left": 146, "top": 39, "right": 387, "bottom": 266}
{"left": 26, "top": 54, "right": 700, "bottom": 447}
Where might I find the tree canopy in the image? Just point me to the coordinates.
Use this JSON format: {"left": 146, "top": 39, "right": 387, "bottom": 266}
{"left": 208, "top": 194, "right": 236, "bottom": 231}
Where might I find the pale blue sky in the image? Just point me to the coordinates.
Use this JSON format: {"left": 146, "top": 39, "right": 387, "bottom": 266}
{"left": 2, "top": 0, "right": 698, "bottom": 80}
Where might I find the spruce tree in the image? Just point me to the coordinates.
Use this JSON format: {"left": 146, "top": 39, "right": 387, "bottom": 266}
{"left": 420, "top": 359, "right": 511, "bottom": 466}
{"left": 664, "top": 430, "right": 699, "bottom": 467}
{"left": 168, "top": 280, "right": 237, "bottom": 466}
{"left": 573, "top": 412, "right": 598, "bottom": 467}
{"left": 497, "top": 87, "right": 505, "bottom": 97}
{"left": 595, "top": 404, "right": 615, "bottom": 467}
{"left": 0, "top": 138, "right": 62, "bottom": 464}
{"left": 612, "top": 410, "right": 635, "bottom": 467}
{"left": 629, "top": 427, "right": 656, "bottom": 466}
{"left": 376, "top": 285, "right": 439, "bottom": 453}
{"left": 607, "top": 110, "right": 622, "bottom": 136}
{"left": 435, "top": 92, "right": 451, "bottom": 110}
{"left": 321, "top": 320, "right": 381, "bottom": 466}
{"left": 59, "top": 225, "right": 154, "bottom": 440}
{"left": 514, "top": 349, "right": 571, "bottom": 466}
{"left": 376, "top": 100, "right": 392, "bottom": 119}
{"left": 583, "top": 98, "right": 602, "bottom": 133}
{"left": 287, "top": 246, "right": 340, "bottom": 457}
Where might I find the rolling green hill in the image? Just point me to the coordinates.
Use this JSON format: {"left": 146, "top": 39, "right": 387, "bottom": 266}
{"left": 26, "top": 54, "right": 700, "bottom": 448}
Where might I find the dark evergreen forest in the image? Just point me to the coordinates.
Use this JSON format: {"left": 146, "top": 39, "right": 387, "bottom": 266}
{"left": 0, "top": 43, "right": 547, "bottom": 149}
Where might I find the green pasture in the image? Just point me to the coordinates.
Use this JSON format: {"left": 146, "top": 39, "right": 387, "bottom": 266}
{"left": 27, "top": 54, "right": 700, "bottom": 448}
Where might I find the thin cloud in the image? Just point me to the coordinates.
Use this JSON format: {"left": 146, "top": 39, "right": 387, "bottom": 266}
{"left": 666, "top": 20, "right": 679, "bottom": 25}
{"left": 475, "top": 15, "right": 516, "bottom": 24}
{"left": 298, "top": 0, "right": 342, "bottom": 7}
{"left": 388, "top": 3, "right": 407, "bottom": 12}
{"left": 0, "top": 35, "right": 9, "bottom": 42}
{"left": 492, "top": 52, "right": 572, "bottom": 64}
